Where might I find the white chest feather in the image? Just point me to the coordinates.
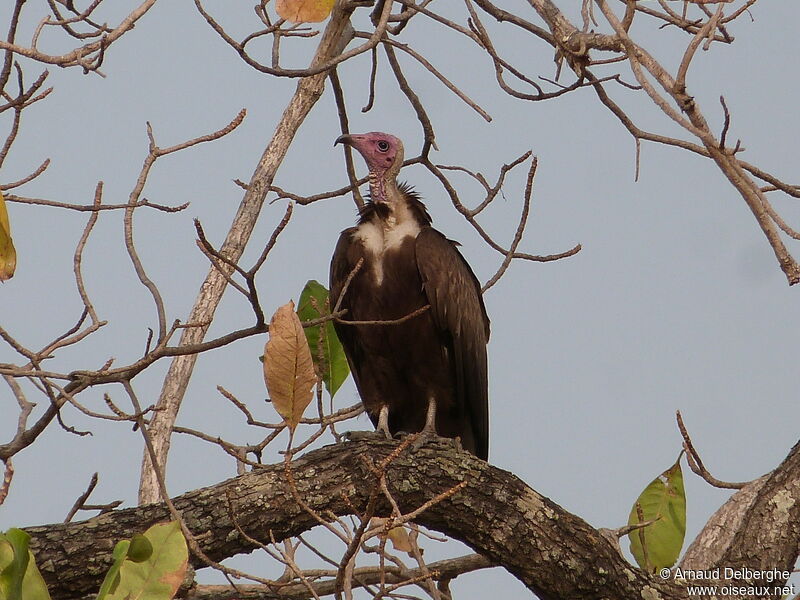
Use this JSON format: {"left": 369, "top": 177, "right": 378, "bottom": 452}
{"left": 352, "top": 218, "right": 421, "bottom": 286}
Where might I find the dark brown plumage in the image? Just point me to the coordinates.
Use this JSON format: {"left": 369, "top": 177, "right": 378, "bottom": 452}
{"left": 330, "top": 132, "right": 490, "bottom": 459}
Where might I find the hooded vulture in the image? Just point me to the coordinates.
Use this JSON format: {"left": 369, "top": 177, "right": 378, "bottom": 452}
{"left": 330, "top": 132, "right": 490, "bottom": 460}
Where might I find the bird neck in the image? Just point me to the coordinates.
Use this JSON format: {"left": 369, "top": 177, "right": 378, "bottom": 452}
{"left": 369, "top": 171, "right": 392, "bottom": 205}
{"left": 366, "top": 176, "right": 420, "bottom": 231}
{"left": 369, "top": 170, "right": 406, "bottom": 206}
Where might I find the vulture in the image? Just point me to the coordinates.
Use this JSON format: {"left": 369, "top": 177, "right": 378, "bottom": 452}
{"left": 330, "top": 132, "right": 490, "bottom": 460}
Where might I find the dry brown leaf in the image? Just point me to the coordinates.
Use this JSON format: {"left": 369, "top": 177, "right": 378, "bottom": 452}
{"left": 263, "top": 301, "right": 316, "bottom": 431}
{"left": 0, "top": 191, "right": 17, "bottom": 282}
{"left": 386, "top": 526, "right": 414, "bottom": 554}
{"left": 275, "top": 0, "right": 335, "bottom": 23}
{"left": 371, "top": 518, "right": 414, "bottom": 554}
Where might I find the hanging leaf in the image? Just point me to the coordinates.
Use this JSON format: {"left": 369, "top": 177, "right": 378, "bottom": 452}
{"left": 0, "top": 528, "right": 50, "bottom": 600}
{"left": 99, "top": 521, "right": 187, "bottom": 600}
{"left": 96, "top": 540, "right": 132, "bottom": 599}
{"left": 627, "top": 457, "right": 686, "bottom": 572}
{"left": 0, "top": 191, "right": 17, "bottom": 282}
{"left": 275, "top": 0, "right": 335, "bottom": 23}
{"left": 386, "top": 526, "right": 413, "bottom": 554}
{"left": 369, "top": 519, "right": 413, "bottom": 555}
{"left": 264, "top": 301, "right": 317, "bottom": 431}
{"left": 297, "top": 280, "right": 350, "bottom": 399}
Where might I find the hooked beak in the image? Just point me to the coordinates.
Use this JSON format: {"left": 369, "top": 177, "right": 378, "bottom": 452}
{"left": 334, "top": 134, "right": 354, "bottom": 147}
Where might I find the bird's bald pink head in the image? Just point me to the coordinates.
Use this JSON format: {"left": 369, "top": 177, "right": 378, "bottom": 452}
{"left": 335, "top": 132, "right": 403, "bottom": 177}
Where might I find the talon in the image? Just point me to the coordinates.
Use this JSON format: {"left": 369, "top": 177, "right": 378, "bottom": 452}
{"left": 411, "top": 398, "right": 454, "bottom": 452}
{"left": 411, "top": 430, "right": 434, "bottom": 453}
{"left": 345, "top": 430, "right": 389, "bottom": 442}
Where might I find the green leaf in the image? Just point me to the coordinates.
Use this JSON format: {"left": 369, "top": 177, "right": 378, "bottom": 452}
{"left": 126, "top": 535, "right": 153, "bottom": 563}
{"left": 103, "top": 522, "right": 188, "bottom": 600}
{"left": 0, "top": 529, "right": 28, "bottom": 600}
{"left": 0, "top": 529, "right": 51, "bottom": 600}
{"left": 297, "top": 280, "right": 350, "bottom": 399}
{"left": 96, "top": 540, "right": 130, "bottom": 599}
{"left": 627, "top": 456, "right": 686, "bottom": 572}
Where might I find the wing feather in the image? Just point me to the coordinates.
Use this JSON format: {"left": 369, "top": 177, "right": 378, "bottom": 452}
{"left": 415, "top": 227, "right": 490, "bottom": 459}
{"left": 329, "top": 228, "right": 367, "bottom": 397}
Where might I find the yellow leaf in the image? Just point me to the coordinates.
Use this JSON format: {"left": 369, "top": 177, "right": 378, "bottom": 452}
{"left": 275, "top": 0, "right": 335, "bottom": 23}
{"left": 0, "top": 191, "right": 16, "bottom": 281}
{"left": 370, "top": 518, "right": 414, "bottom": 555}
{"left": 386, "top": 526, "right": 413, "bottom": 554}
{"left": 263, "top": 301, "right": 317, "bottom": 432}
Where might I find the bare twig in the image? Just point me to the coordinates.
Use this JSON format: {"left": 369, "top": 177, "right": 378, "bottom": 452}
{"left": 482, "top": 155, "right": 538, "bottom": 292}
{"left": 64, "top": 473, "right": 99, "bottom": 522}
{"left": 675, "top": 410, "right": 749, "bottom": 489}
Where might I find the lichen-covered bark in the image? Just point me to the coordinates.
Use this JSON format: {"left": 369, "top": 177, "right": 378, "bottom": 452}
{"left": 681, "top": 476, "right": 768, "bottom": 569}
{"left": 26, "top": 438, "right": 800, "bottom": 600}
{"left": 713, "top": 440, "right": 800, "bottom": 586}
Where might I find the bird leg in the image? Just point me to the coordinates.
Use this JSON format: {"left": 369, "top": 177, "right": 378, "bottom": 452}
{"left": 411, "top": 397, "right": 440, "bottom": 452}
{"left": 344, "top": 405, "right": 393, "bottom": 443}
{"left": 422, "top": 397, "right": 436, "bottom": 434}
{"left": 410, "top": 398, "right": 464, "bottom": 453}
{"left": 376, "top": 404, "right": 392, "bottom": 440}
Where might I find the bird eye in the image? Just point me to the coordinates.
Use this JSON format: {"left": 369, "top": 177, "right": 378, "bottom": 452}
{"left": 376, "top": 140, "right": 390, "bottom": 152}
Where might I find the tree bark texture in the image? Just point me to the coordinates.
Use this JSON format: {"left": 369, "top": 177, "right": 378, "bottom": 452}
{"left": 28, "top": 438, "right": 800, "bottom": 600}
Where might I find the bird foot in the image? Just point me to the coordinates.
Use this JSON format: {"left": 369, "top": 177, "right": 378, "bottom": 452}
{"left": 344, "top": 429, "right": 393, "bottom": 443}
{"left": 405, "top": 430, "right": 462, "bottom": 454}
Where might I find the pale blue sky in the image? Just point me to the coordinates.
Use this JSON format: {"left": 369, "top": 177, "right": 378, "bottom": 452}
{"left": 1, "top": 1, "right": 798, "bottom": 597}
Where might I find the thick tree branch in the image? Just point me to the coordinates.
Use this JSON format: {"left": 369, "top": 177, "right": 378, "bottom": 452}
{"left": 23, "top": 436, "right": 789, "bottom": 600}
{"left": 681, "top": 476, "right": 768, "bottom": 570}
{"left": 715, "top": 440, "right": 800, "bottom": 584}
{"left": 681, "top": 442, "right": 800, "bottom": 592}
